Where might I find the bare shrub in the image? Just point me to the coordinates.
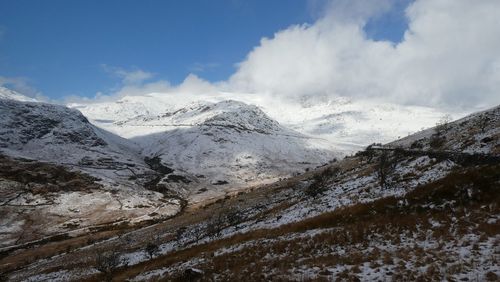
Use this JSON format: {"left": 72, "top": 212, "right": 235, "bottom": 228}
{"left": 435, "top": 114, "right": 452, "bottom": 135}
{"left": 95, "top": 250, "right": 127, "bottom": 282}
{"left": 206, "top": 212, "right": 225, "bottom": 239}
{"left": 305, "top": 167, "right": 339, "bottom": 197}
{"left": 476, "top": 114, "right": 490, "bottom": 133}
{"left": 145, "top": 241, "right": 160, "bottom": 259}
{"left": 429, "top": 134, "right": 446, "bottom": 149}
{"left": 377, "top": 152, "right": 396, "bottom": 189}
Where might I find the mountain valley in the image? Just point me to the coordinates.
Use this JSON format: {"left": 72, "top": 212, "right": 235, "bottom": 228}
{"left": 0, "top": 87, "right": 498, "bottom": 281}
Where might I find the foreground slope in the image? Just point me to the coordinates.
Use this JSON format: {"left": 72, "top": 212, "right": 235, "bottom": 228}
{"left": 118, "top": 105, "right": 500, "bottom": 281}
{"left": 4, "top": 105, "right": 498, "bottom": 281}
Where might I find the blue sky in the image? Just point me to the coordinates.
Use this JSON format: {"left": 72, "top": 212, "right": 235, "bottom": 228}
{"left": 0, "top": 0, "right": 410, "bottom": 99}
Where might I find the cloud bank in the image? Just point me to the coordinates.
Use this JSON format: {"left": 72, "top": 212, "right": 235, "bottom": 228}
{"left": 228, "top": 0, "right": 500, "bottom": 108}
{"left": 72, "top": 0, "right": 500, "bottom": 110}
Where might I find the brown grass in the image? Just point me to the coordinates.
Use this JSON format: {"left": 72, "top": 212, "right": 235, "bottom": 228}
{"left": 102, "top": 164, "right": 500, "bottom": 281}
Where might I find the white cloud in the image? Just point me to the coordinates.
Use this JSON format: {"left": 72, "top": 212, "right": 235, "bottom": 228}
{"left": 64, "top": 71, "right": 217, "bottom": 104}
{"left": 176, "top": 73, "right": 217, "bottom": 94}
{"left": 112, "top": 80, "right": 172, "bottom": 97}
{"left": 74, "top": 0, "right": 500, "bottom": 110}
{"left": 101, "top": 64, "right": 154, "bottom": 85}
{"left": 228, "top": 0, "right": 500, "bottom": 109}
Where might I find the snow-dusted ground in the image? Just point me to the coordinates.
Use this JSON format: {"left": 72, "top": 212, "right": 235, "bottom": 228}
{"left": 132, "top": 229, "right": 499, "bottom": 282}
{"left": 392, "top": 104, "right": 500, "bottom": 155}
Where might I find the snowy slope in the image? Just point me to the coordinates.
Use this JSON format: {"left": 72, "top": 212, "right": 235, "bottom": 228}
{"left": 69, "top": 94, "right": 174, "bottom": 124}
{"left": 390, "top": 104, "right": 500, "bottom": 155}
{"left": 0, "top": 92, "right": 152, "bottom": 187}
{"left": 130, "top": 100, "right": 338, "bottom": 191}
{"left": 256, "top": 95, "right": 459, "bottom": 150}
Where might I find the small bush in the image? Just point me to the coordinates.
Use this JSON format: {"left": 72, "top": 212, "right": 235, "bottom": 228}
{"left": 377, "top": 152, "right": 396, "bottom": 189}
{"left": 95, "top": 250, "right": 127, "bottom": 282}
{"left": 486, "top": 271, "right": 498, "bottom": 281}
{"left": 145, "top": 242, "right": 160, "bottom": 259}
{"left": 305, "top": 167, "right": 339, "bottom": 197}
{"left": 429, "top": 134, "right": 446, "bottom": 149}
{"left": 435, "top": 114, "right": 452, "bottom": 135}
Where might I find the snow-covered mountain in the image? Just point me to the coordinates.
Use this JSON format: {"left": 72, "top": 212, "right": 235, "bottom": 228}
{"left": 0, "top": 89, "right": 182, "bottom": 245}
{"left": 0, "top": 96, "right": 152, "bottom": 186}
{"left": 130, "top": 100, "right": 337, "bottom": 197}
{"left": 0, "top": 87, "right": 339, "bottom": 201}
{"left": 67, "top": 91, "right": 463, "bottom": 200}
{"left": 71, "top": 91, "right": 461, "bottom": 152}
{"left": 0, "top": 86, "right": 466, "bottom": 200}
{"left": 72, "top": 99, "right": 338, "bottom": 201}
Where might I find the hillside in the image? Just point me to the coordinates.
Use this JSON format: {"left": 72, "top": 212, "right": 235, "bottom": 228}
{"left": 0, "top": 93, "right": 183, "bottom": 248}
{"left": 2, "top": 104, "right": 498, "bottom": 281}
{"left": 0, "top": 95, "right": 152, "bottom": 185}
{"left": 129, "top": 100, "right": 338, "bottom": 200}
{"left": 73, "top": 97, "right": 340, "bottom": 202}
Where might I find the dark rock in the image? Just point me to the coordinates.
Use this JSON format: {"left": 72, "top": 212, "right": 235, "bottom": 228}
{"left": 144, "top": 156, "right": 174, "bottom": 174}
{"left": 212, "top": 180, "right": 229, "bottom": 185}
{"left": 165, "top": 174, "right": 191, "bottom": 184}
